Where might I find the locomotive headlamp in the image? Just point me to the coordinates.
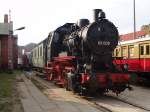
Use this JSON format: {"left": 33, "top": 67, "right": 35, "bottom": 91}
{"left": 123, "top": 64, "right": 128, "bottom": 71}
{"left": 83, "top": 64, "right": 92, "bottom": 70}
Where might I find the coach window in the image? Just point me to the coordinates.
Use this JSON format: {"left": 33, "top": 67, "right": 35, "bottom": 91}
{"left": 34, "top": 49, "right": 36, "bottom": 58}
{"left": 0, "top": 41, "right": 1, "bottom": 57}
{"left": 34, "top": 51, "right": 35, "bottom": 57}
{"left": 146, "top": 45, "right": 150, "bottom": 55}
{"left": 38, "top": 48, "right": 39, "bottom": 57}
{"left": 36, "top": 49, "right": 38, "bottom": 57}
{"left": 129, "top": 46, "right": 134, "bottom": 58}
{"left": 40, "top": 46, "right": 42, "bottom": 56}
{"left": 37, "top": 48, "right": 39, "bottom": 58}
{"left": 112, "top": 50, "right": 115, "bottom": 56}
{"left": 116, "top": 49, "right": 119, "bottom": 56}
{"left": 122, "top": 46, "right": 127, "bottom": 57}
{"left": 112, "top": 51, "right": 114, "bottom": 56}
{"left": 140, "top": 46, "right": 144, "bottom": 55}
{"left": 35, "top": 49, "right": 36, "bottom": 58}
{"left": 34, "top": 51, "right": 35, "bottom": 58}
{"left": 39, "top": 47, "right": 40, "bottom": 57}
{"left": 35, "top": 50, "right": 37, "bottom": 58}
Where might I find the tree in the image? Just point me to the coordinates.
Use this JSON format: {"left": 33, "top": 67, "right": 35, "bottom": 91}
{"left": 141, "top": 24, "right": 150, "bottom": 35}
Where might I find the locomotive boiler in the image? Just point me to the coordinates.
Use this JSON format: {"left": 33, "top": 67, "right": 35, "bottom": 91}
{"left": 66, "top": 9, "right": 118, "bottom": 72}
{"left": 42, "top": 9, "right": 131, "bottom": 95}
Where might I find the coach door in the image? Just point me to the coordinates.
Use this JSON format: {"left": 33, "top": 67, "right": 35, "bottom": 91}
{"left": 139, "top": 43, "right": 150, "bottom": 72}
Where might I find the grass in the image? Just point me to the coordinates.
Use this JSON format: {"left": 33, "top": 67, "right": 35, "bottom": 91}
{"left": 0, "top": 70, "right": 22, "bottom": 112}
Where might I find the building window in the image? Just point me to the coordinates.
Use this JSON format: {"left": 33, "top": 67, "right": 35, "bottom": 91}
{"left": 140, "top": 46, "right": 144, "bottom": 55}
{"left": 146, "top": 45, "right": 150, "bottom": 55}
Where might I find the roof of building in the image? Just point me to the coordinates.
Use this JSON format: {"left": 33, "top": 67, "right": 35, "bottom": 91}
{"left": 119, "top": 36, "right": 150, "bottom": 45}
{"left": 120, "top": 30, "right": 148, "bottom": 41}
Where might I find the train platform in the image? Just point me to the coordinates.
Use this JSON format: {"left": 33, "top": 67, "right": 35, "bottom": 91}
{"left": 17, "top": 73, "right": 103, "bottom": 112}
{"left": 18, "top": 74, "right": 59, "bottom": 112}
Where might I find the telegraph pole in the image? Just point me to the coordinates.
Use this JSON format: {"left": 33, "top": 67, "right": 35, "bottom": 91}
{"left": 133, "top": 0, "right": 136, "bottom": 39}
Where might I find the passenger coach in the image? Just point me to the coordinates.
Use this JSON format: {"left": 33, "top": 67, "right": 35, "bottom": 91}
{"left": 114, "top": 36, "right": 150, "bottom": 81}
{"left": 31, "top": 38, "right": 48, "bottom": 71}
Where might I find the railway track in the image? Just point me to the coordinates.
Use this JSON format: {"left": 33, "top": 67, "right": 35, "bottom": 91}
{"left": 103, "top": 95, "right": 150, "bottom": 111}
{"left": 83, "top": 95, "right": 149, "bottom": 112}
{"left": 25, "top": 72, "right": 149, "bottom": 112}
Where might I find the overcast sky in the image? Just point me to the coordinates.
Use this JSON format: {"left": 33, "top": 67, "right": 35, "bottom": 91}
{"left": 0, "top": 0, "right": 150, "bottom": 45}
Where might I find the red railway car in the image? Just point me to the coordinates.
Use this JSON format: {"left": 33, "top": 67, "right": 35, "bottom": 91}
{"left": 114, "top": 36, "right": 150, "bottom": 82}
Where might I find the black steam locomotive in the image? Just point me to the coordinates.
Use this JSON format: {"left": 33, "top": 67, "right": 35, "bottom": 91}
{"left": 32, "top": 9, "right": 131, "bottom": 95}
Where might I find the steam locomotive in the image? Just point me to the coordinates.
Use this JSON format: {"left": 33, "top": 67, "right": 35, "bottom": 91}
{"left": 32, "top": 9, "right": 131, "bottom": 95}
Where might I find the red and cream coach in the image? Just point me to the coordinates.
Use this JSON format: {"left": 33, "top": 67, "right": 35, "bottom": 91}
{"left": 114, "top": 34, "right": 150, "bottom": 82}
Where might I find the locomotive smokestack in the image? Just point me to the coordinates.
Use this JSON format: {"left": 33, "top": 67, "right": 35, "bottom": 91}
{"left": 78, "top": 19, "right": 90, "bottom": 28}
{"left": 93, "top": 9, "right": 102, "bottom": 22}
{"left": 93, "top": 9, "right": 106, "bottom": 22}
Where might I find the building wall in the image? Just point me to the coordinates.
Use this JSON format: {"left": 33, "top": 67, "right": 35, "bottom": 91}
{"left": 0, "top": 35, "right": 8, "bottom": 69}
{"left": 0, "top": 35, "right": 18, "bottom": 70}
{"left": 13, "top": 36, "right": 18, "bottom": 68}
{"left": 0, "top": 14, "right": 18, "bottom": 70}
